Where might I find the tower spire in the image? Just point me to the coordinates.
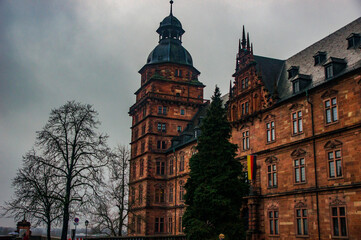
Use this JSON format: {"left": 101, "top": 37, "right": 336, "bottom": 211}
{"left": 251, "top": 43, "right": 254, "bottom": 55}
{"left": 238, "top": 39, "right": 241, "bottom": 55}
{"left": 241, "top": 25, "right": 246, "bottom": 49}
{"left": 247, "top": 32, "right": 250, "bottom": 50}
{"left": 229, "top": 80, "right": 233, "bottom": 98}
{"left": 170, "top": 0, "right": 174, "bottom": 15}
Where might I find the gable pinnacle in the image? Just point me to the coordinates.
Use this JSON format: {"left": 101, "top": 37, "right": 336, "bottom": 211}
{"left": 247, "top": 32, "right": 250, "bottom": 50}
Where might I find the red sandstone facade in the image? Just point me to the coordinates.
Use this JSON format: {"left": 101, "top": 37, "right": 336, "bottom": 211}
{"left": 128, "top": 6, "right": 361, "bottom": 239}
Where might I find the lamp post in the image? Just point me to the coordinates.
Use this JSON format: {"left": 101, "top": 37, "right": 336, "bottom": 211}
{"left": 85, "top": 220, "right": 89, "bottom": 239}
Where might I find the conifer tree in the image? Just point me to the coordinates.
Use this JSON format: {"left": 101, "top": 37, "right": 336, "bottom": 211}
{"left": 183, "top": 86, "right": 249, "bottom": 240}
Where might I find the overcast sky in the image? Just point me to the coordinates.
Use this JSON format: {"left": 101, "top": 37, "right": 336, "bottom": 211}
{"left": 0, "top": 0, "right": 360, "bottom": 228}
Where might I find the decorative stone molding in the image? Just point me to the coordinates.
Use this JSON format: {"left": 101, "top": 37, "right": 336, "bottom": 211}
{"left": 265, "top": 156, "right": 279, "bottom": 164}
{"left": 294, "top": 201, "right": 307, "bottom": 208}
{"left": 321, "top": 89, "right": 338, "bottom": 99}
{"left": 289, "top": 103, "right": 304, "bottom": 111}
{"left": 291, "top": 148, "right": 307, "bottom": 157}
{"left": 324, "top": 139, "right": 343, "bottom": 149}
{"left": 330, "top": 197, "right": 346, "bottom": 206}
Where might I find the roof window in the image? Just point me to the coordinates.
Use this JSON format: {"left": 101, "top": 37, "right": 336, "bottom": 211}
{"left": 346, "top": 33, "right": 360, "bottom": 49}
{"left": 323, "top": 57, "right": 347, "bottom": 80}
{"left": 313, "top": 51, "right": 327, "bottom": 66}
{"left": 288, "top": 66, "right": 299, "bottom": 79}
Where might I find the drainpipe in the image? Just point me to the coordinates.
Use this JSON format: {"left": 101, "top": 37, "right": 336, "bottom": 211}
{"left": 306, "top": 90, "right": 321, "bottom": 240}
{"left": 173, "top": 146, "right": 178, "bottom": 234}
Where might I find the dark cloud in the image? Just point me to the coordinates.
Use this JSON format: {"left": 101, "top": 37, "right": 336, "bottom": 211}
{"left": 1, "top": 0, "right": 360, "bottom": 227}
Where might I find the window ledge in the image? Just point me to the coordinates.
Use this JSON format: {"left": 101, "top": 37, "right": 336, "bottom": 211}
{"left": 325, "top": 121, "right": 339, "bottom": 127}
{"left": 328, "top": 176, "right": 344, "bottom": 181}
{"left": 292, "top": 132, "right": 304, "bottom": 137}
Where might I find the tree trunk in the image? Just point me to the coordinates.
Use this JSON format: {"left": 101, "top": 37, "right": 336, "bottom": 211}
{"left": 61, "top": 203, "right": 70, "bottom": 240}
{"left": 46, "top": 220, "right": 51, "bottom": 240}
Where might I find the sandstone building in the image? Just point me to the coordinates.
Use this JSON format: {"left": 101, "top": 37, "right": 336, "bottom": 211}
{"left": 128, "top": 3, "right": 361, "bottom": 239}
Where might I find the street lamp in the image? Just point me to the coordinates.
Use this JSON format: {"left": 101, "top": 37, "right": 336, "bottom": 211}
{"left": 85, "top": 220, "right": 89, "bottom": 239}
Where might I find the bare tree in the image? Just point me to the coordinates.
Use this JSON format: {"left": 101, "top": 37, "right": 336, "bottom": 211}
{"left": 90, "top": 145, "right": 131, "bottom": 236}
{"left": 35, "top": 101, "right": 110, "bottom": 240}
{"left": 2, "top": 150, "right": 62, "bottom": 240}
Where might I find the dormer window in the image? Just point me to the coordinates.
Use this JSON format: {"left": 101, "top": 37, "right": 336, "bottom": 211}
{"left": 323, "top": 57, "right": 347, "bottom": 80}
{"left": 291, "top": 74, "right": 312, "bottom": 94}
{"left": 347, "top": 33, "right": 360, "bottom": 49}
{"left": 325, "top": 65, "right": 333, "bottom": 79}
{"left": 313, "top": 51, "right": 327, "bottom": 65}
{"left": 293, "top": 80, "right": 300, "bottom": 93}
{"left": 288, "top": 66, "right": 299, "bottom": 79}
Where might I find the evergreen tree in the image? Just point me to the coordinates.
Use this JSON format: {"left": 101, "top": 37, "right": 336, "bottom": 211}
{"left": 183, "top": 86, "right": 249, "bottom": 240}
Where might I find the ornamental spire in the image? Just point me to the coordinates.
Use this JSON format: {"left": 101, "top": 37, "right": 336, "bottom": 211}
{"left": 170, "top": 0, "right": 174, "bottom": 15}
{"left": 241, "top": 25, "right": 246, "bottom": 49}
{"left": 247, "top": 32, "right": 250, "bottom": 50}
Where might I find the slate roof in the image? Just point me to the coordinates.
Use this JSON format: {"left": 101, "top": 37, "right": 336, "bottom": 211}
{"left": 276, "top": 17, "right": 361, "bottom": 100}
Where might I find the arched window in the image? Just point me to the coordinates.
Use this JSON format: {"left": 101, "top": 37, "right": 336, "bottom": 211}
{"left": 179, "top": 153, "right": 185, "bottom": 172}
{"left": 139, "top": 159, "right": 144, "bottom": 177}
{"left": 179, "top": 181, "right": 185, "bottom": 201}
{"left": 139, "top": 185, "right": 143, "bottom": 204}
{"left": 155, "top": 185, "right": 165, "bottom": 203}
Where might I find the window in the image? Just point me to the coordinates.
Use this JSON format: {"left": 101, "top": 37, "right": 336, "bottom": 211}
{"left": 294, "top": 158, "right": 306, "bottom": 183}
{"left": 139, "top": 185, "right": 143, "bottom": 204}
{"left": 142, "top": 124, "right": 146, "bottom": 135}
{"left": 137, "top": 216, "right": 141, "bottom": 233}
{"left": 292, "top": 111, "right": 303, "bottom": 134}
{"left": 141, "top": 142, "right": 145, "bottom": 153}
{"left": 158, "top": 106, "right": 167, "bottom": 115}
{"left": 266, "top": 121, "right": 275, "bottom": 143}
{"left": 169, "top": 186, "right": 173, "bottom": 202}
{"left": 179, "top": 216, "right": 183, "bottom": 233}
{"left": 324, "top": 97, "right": 338, "bottom": 124}
{"left": 241, "top": 78, "right": 249, "bottom": 89}
{"left": 179, "top": 155, "right": 185, "bottom": 172}
{"left": 180, "top": 109, "right": 185, "bottom": 115}
{"left": 269, "top": 210, "right": 279, "bottom": 235}
{"left": 328, "top": 150, "right": 342, "bottom": 178}
{"left": 296, "top": 208, "right": 308, "bottom": 236}
{"left": 288, "top": 66, "right": 299, "bottom": 79}
{"left": 331, "top": 206, "right": 347, "bottom": 237}
{"left": 313, "top": 51, "right": 326, "bottom": 65}
{"left": 157, "top": 123, "right": 166, "bottom": 132}
{"left": 155, "top": 187, "right": 165, "bottom": 203}
{"left": 175, "top": 69, "right": 182, "bottom": 77}
{"left": 133, "top": 146, "right": 137, "bottom": 157}
{"left": 347, "top": 33, "right": 360, "bottom": 49}
{"left": 133, "top": 129, "right": 138, "bottom": 140}
{"left": 157, "top": 140, "right": 166, "bottom": 150}
{"left": 177, "top": 126, "right": 182, "bottom": 132}
{"left": 168, "top": 217, "right": 173, "bottom": 233}
{"left": 131, "top": 188, "right": 135, "bottom": 204}
{"left": 143, "top": 107, "right": 146, "bottom": 118}
{"left": 134, "top": 115, "right": 138, "bottom": 124}
{"left": 241, "top": 101, "right": 249, "bottom": 115}
{"left": 267, "top": 164, "right": 277, "bottom": 188}
{"left": 169, "top": 159, "right": 174, "bottom": 175}
{"left": 325, "top": 65, "right": 333, "bottom": 79}
{"left": 179, "top": 181, "right": 185, "bottom": 201}
{"left": 155, "top": 217, "right": 164, "bottom": 233}
{"left": 156, "top": 161, "right": 165, "bottom": 175}
{"left": 242, "top": 130, "right": 250, "bottom": 150}
{"left": 293, "top": 80, "right": 300, "bottom": 93}
{"left": 132, "top": 162, "right": 136, "bottom": 179}
{"left": 139, "top": 159, "right": 144, "bottom": 177}
{"left": 131, "top": 217, "right": 135, "bottom": 233}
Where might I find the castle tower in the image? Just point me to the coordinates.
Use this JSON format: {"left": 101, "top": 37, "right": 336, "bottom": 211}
{"left": 128, "top": 1, "right": 206, "bottom": 236}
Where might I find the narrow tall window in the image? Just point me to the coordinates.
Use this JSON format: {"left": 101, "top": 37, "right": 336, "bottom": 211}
{"left": 139, "top": 185, "right": 143, "bottom": 204}
{"left": 132, "top": 162, "right": 136, "bottom": 179}
{"left": 142, "top": 124, "right": 146, "bottom": 135}
{"left": 137, "top": 216, "right": 141, "bottom": 233}
{"left": 245, "top": 102, "right": 249, "bottom": 114}
{"left": 179, "top": 181, "right": 185, "bottom": 201}
{"left": 269, "top": 210, "right": 279, "bottom": 235}
{"left": 169, "top": 159, "right": 174, "bottom": 175}
{"left": 180, "top": 109, "right": 185, "bottom": 115}
{"left": 175, "top": 69, "right": 182, "bottom": 77}
{"left": 326, "top": 65, "right": 334, "bottom": 79}
{"left": 168, "top": 217, "right": 173, "bottom": 234}
{"left": 162, "top": 123, "right": 166, "bottom": 132}
{"left": 296, "top": 208, "right": 308, "bottom": 236}
{"left": 155, "top": 188, "right": 165, "bottom": 203}
{"left": 155, "top": 217, "right": 164, "bottom": 233}
{"left": 266, "top": 121, "right": 275, "bottom": 143}
{"left": 163, "top": 106, "right": 167, "bottom": 115}
{"left": 139, "top": 159, "right": 144, "bottom": 177}
{"left": 268, "top": 164, "right": 277, "bottom": 188}
{"left": 162, "top": 141, "right": 166, "bottom": 149}
{"left": 141, "top": 142, "right": 145, "bottom": 153}
{"left": 292, "top": 111, "right": 303, "bottom": 135}
{"left": 131, "top": 188, "right": 135, "bottom": 204}
{"left": 156, "top": 161, "right": 165, "bottom": 175}
{"left": 242, "top": 130, "right": 250, "bottom": 150}
{"left": 143, "top": 107, "right": 146, "bottom": 118}
{"left": 325, "top": 98, "right": 338, "bottom": 124}
{"left": 293, "top": 80, "right": 300, "bottom": 93}
{"left": 179, "top": 216, "right": 183, "bottom": 233}
{"left": 179, "top": 155, "right": 185, "bottom": 172}
{"left": 331, "top": 206, "right": 347, "bottom": 237}
{"left": 158, "top": 106, "right": 162, "bottom": 114}
{"left": 157, "top": 123, "right": 162, "bottom": 131}
{"left": 328, "top": 150, "right": 342, "bottom": 178}
{"left": 169, "top": 186, "right": 173, "bottom": 203}
{"left": 294, "top": 158, "right": 306, "bottom": 183}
